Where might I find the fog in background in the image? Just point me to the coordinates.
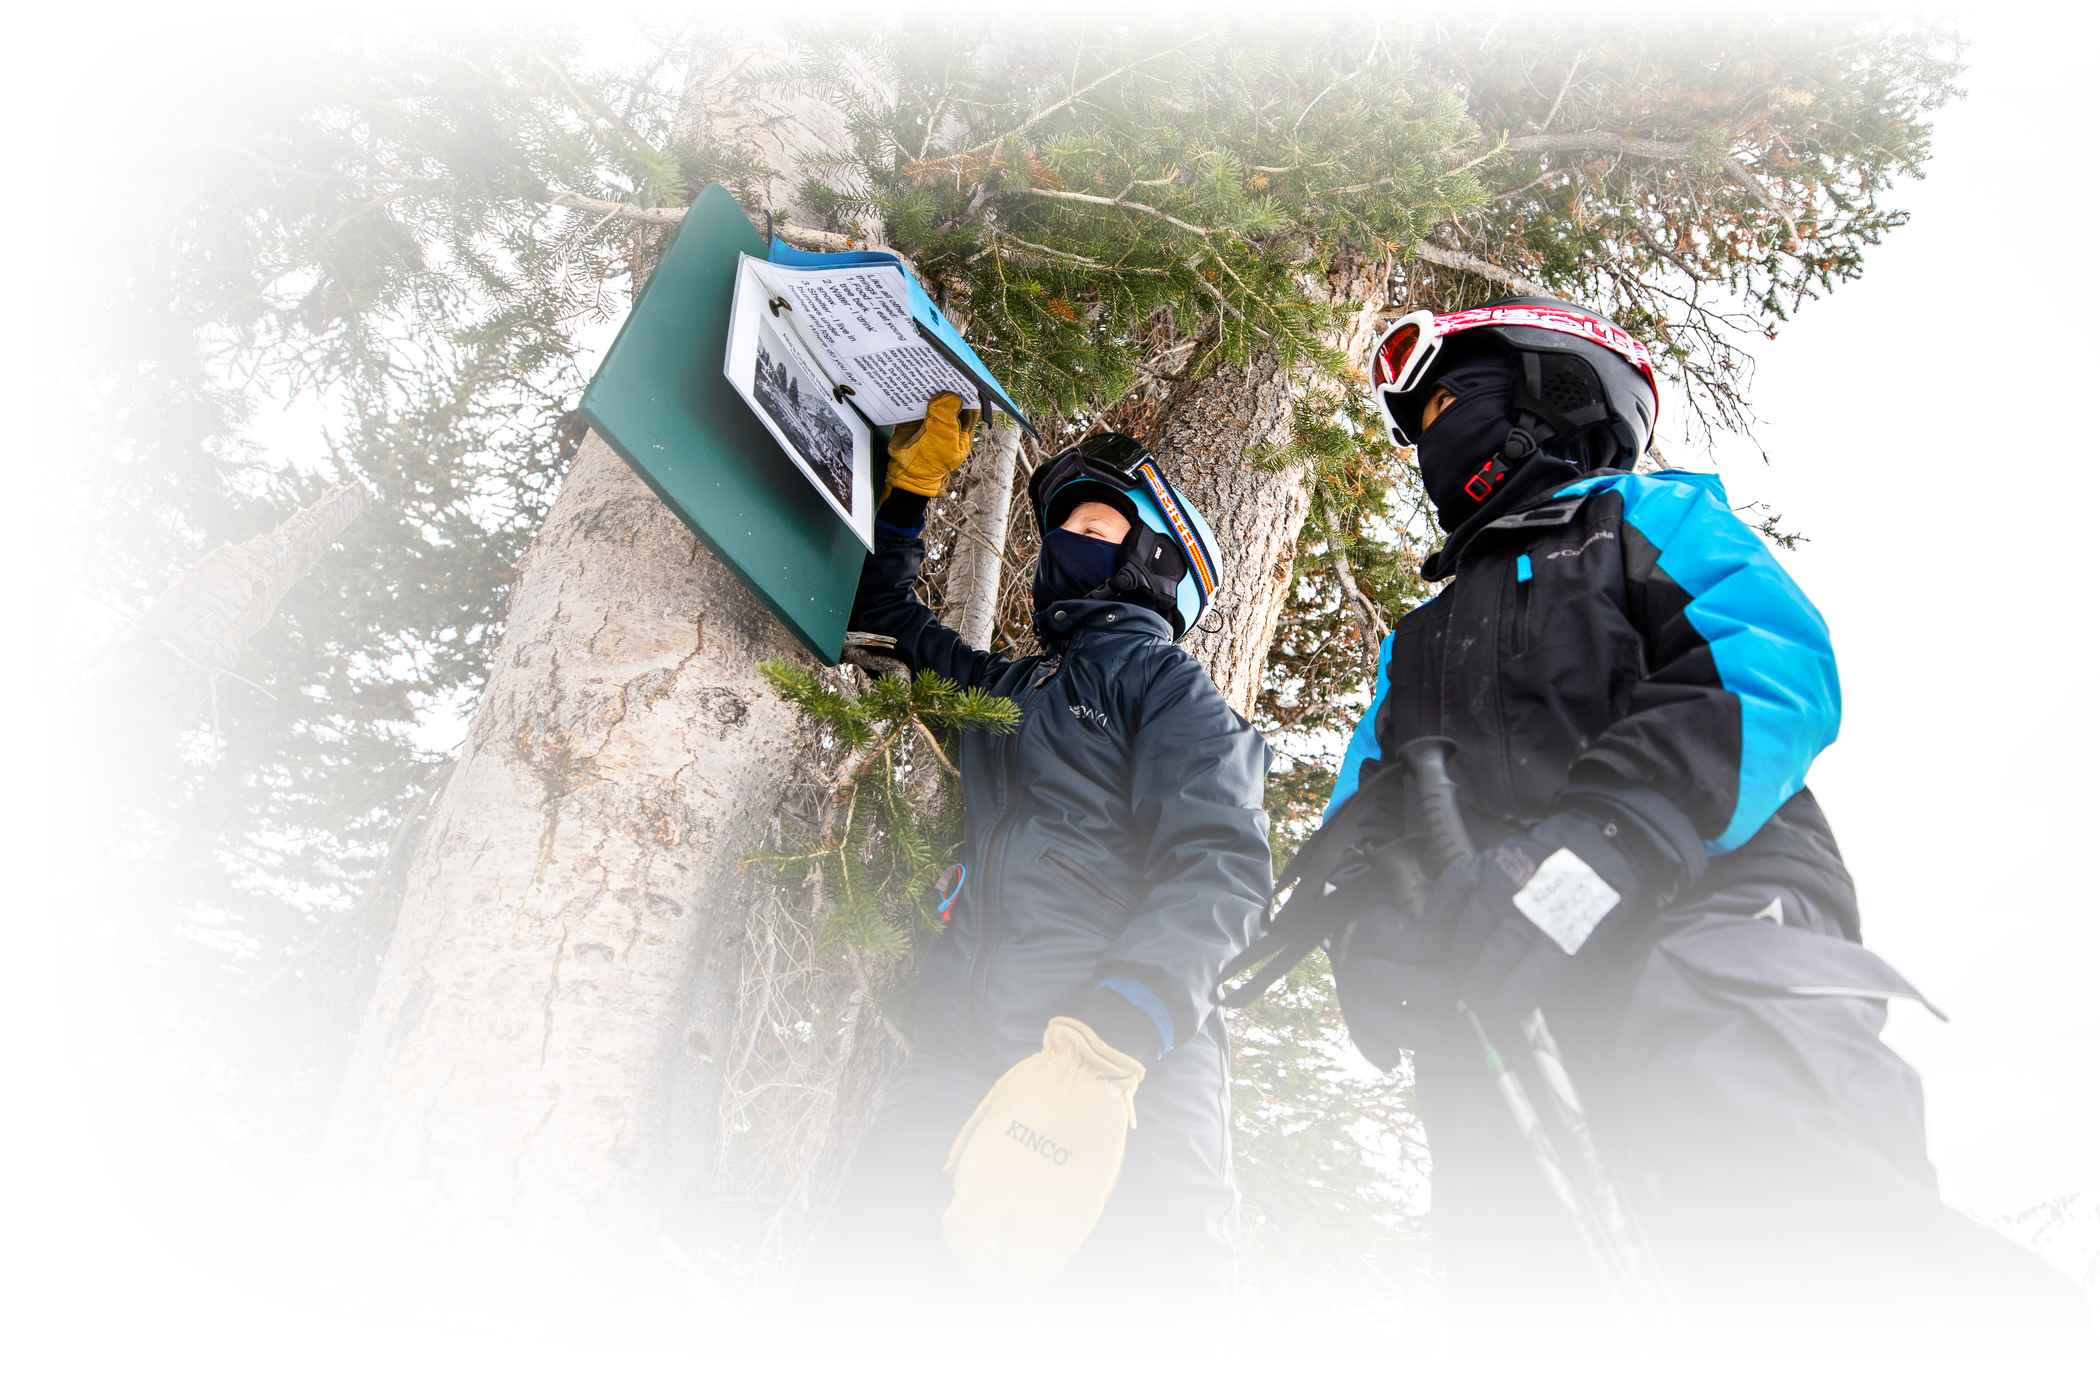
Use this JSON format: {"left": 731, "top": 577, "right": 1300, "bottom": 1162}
{"left": 1699, "top": 10, "right": 2099, "bottom": 1233}
{"left": 11, "top": 0, "right": 2096, "bottom": 1386}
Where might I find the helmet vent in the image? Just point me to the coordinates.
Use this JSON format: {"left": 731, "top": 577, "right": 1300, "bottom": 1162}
{"left": 1541, "top": 357, "right": 1596, "bottom": 415}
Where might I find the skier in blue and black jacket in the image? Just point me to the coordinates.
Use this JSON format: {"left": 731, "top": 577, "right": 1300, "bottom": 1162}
{"left": 1243, "top": 298, "right": 2085, "bottom": 1338}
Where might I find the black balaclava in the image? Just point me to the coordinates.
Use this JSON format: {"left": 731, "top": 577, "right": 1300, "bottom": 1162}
{"left": 1032, "top": 526, "right": 1123, "bottom": 617}
{"left": 1417, "top": 351, "right": 1597, "bottom": 581}
{"left": 1416, "top": 357, "right": 1519, "bottom": 532}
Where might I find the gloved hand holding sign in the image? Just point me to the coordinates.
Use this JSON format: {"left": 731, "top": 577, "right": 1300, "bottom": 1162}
{"left": 942, "top": 1016, "right": 1145, "bottom": 1286}
{"left": 885, "top": 390, "right": 979, "bottom": 500}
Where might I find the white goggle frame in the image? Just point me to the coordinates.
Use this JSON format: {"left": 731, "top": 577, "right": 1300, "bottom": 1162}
{"left": 1367, "top": 304, "right": 1661, "bottom": 446}
{"left": 1367, "top": 310, "right": 1444, "bottom": 446}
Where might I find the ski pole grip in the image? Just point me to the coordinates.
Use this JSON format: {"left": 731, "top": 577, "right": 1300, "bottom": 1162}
{"left": 1396, "top": 736, "right": 1475, "bottom": 872}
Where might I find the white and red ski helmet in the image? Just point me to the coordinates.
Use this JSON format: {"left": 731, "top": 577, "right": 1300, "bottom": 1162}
{"left": 1370, "top": 296, "right": 1660, "bottom": 471}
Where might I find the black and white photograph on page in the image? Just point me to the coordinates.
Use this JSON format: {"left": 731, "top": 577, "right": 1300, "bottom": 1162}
{"left": 723, "top": 253, "right": 874, "bottom": 548}
{"left": 753, "top": 314, "right": 854, "bottom": 513}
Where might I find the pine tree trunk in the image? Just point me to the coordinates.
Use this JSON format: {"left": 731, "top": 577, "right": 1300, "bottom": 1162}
{"left": 327, "top": 45, "right": 874, "bottom": 1237}
{"left": 327, "top": 431, "right": 814, "bottom": 1224}
{"left": 92, "top": 482, "right": 369, "bottom": 761}
{"left": 1148, "top": 352, "right": 1307, "bottom": 717}
{"left": 1136, "top": 252, "right": 1386, "bottom": 717}
{"left": 137, "top": 482, "right": 370, "bottom": 674}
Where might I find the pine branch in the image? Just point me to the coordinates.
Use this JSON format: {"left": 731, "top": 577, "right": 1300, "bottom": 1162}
{"left": 534, "top": 55, "right": 664, "bottom": 176}
{"left": 1292, "top": 28, "right": 1387, "bottom": 137}
{"left": 989, "top": 233, "right": 1117, "bottom": 271}
{"left": 1020, "top": 186, "right": 1216, "bottom": 239}
{"left": 1486, "top": 163, "right": 1569, "bottom": 206}
{"left": 914, "top": 36, "right": 1211, "bottom": 174}
{"left": 1412, "top": 240, "right": 1554, "bottom": 298}
{"left": 1440, "top": 133, "right": 1512, "bottom": 180}
{"left": 759, "top": 660, "right": 876, "bottom": 747}
{"left": 542, "top": 192, "right": 927, "bottom": 276}
{"left": 1498, "top": 130, "right": 1803, "bottom": 246}
{"left": 545, "top": 191, "right": 685, "bottom": 225}
{"left": 1504, "top": 129, "right": 1696, "bottom": 160}
{"left": 1322, "top": 503, "right": 1386, "bottom": 664}
{"left": 1719, "top": 156, "right": 1804, "bottom": 249}
{"left": 911, "top": 719, "right": 961, "bottom": 778}
{"left": 1536, "top": 50, "right": 1585, "bottom": 133}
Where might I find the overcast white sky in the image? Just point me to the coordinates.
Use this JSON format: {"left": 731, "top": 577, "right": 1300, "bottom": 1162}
{"left": 15, "top": 6, "right": 2095, "bottom": 1370}
{"left": 26, "top": 0, "right": 2085, "bottom": 1228}
{"left": 1689, "top": 10, "right": 2099, "bottom": 1224}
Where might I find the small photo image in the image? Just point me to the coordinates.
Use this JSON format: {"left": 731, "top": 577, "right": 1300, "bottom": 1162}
{"left": 724, "top": 254, "right": 873, "bottom": 548}
{"left": 753, "top": 314, "right": 854, "bottom": 513}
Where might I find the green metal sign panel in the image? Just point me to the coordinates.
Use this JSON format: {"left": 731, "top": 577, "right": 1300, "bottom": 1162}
{"left": 580, "top": 184, "right": 866, "bottom": 664}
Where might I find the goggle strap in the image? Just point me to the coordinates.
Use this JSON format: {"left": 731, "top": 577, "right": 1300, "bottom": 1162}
{"left": 1134, "top": 461, "right": 1217, "bottom": 603}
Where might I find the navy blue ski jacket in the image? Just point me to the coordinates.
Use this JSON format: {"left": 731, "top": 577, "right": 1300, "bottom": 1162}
{"left": 850, "top": 516, "right": 1273, "bottom": 1065}
{"left": 1326, "top": 469, "right": 1846, "bottom": 900}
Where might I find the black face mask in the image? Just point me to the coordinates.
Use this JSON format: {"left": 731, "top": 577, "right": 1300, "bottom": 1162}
{"left": 1417, "top": 359, "right": 1518, "bottom": 531}
{"left": 1033, "top": 528, "right": 1122, "bottom": 615}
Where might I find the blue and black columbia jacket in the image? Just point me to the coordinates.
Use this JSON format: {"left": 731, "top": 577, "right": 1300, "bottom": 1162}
{"left": 1325, "top": 468, "right": 1856, "bottom": 924}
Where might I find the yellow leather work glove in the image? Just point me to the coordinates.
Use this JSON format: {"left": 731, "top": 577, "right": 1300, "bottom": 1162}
{"left": 885, "top": 391, "right": 980, "bottom": 501}
{"left": 941, "top": 1016, "right": 1146, "bottom": 1288}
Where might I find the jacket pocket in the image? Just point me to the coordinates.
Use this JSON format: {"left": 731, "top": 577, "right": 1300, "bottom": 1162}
{"left": 1040, "top": 847, "right": 1134, "bottom": 914}
{"left": 1506, "top": 553, "right": 1533, "bottom": 653}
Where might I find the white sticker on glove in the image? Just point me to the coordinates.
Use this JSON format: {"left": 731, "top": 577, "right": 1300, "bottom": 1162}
{"left": 1512, "top": 848, "right": 1621, "bottom": 955}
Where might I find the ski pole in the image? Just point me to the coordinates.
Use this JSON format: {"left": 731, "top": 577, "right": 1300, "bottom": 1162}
{"left": 1457, "top": 998, "right": 1624, "bottom": 1295}
{"left": 1519, "top": 1008, "right": 1669, "bottom": 1305}
{"left": 1393, "top": 737, "right": 1667, "bottom": 1303}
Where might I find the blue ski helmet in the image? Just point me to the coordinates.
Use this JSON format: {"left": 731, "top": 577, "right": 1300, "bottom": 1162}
{"left": 1027, "top": 432, "right": 1223, "bottom": 640}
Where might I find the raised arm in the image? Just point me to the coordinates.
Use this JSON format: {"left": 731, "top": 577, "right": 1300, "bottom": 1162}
{"left": 846, "top": 393, "right": 1012, "bottom": 690}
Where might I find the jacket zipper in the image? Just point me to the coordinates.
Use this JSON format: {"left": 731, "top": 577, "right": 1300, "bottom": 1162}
{"left": 1510, "top": 554, "right": 1532, "bottom": 649}
{"left": 1439, "top": 502, "right": 1567, "bottom": 820}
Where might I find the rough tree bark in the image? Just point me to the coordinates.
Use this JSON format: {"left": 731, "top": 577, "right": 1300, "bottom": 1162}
{"left": 327, "top": 44, "right": 866, "bottom": 1241}
{"left": 1141, "top": 251, "right": 1389, "bottom": 718}
{"left": 326, "top": 429, "right": 813, "bottom": 1221}
{"left": 1147, "top": 352, "right": 1307, "bottom": 718}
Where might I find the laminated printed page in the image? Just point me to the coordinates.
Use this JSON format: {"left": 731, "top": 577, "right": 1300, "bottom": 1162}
{"left": 748, "top": 259, "right": 981, "bottom": 424}
{"left": 723, "top": 255, "right": 875, "bottom": 549}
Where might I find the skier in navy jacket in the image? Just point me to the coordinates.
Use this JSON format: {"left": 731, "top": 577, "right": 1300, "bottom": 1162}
{"left": 813, "top": 399, "right": 1270, "bottom": 1305}
{"left": 1241, "top": 298, "right": 2084, "bottom": 1337}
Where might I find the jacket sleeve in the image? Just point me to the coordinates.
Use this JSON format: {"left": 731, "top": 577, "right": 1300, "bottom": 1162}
{"left": 1095, "top": 649, "right": 1274, "bottom": 1049}
{"left": 849, "top": 516, "right": 1013, "bottom": 690}
{"left": 1322, "top": 630, "right": 1397, "bottom": 826}
{"left": 1562, "top": 474, "right": 1841, "bottom": 872}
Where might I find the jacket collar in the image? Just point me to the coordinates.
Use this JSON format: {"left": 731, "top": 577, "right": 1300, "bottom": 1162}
{"left": 1032, "top": 597, "right": 1173, "bottom": 646}
{"left": 1422, "top": 457, "right": 1595, "bottom": 580}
